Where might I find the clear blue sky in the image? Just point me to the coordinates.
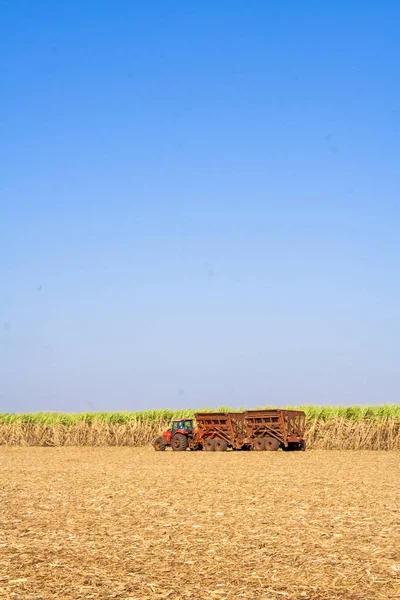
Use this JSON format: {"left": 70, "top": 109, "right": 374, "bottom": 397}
{"left": 1, "top": 1, "right": 399, "bottom": 412}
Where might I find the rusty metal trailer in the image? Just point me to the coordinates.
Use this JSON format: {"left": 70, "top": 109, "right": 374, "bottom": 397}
{"left": 194, "top": 412, "right": 248, "bottom": 451}
{"left": 244, "top": 409, "right": 306, "bottom": 451}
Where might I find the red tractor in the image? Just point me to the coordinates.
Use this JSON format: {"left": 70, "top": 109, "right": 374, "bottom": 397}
{"left": 152, "top": 418, "right": 202, "bottom": 452}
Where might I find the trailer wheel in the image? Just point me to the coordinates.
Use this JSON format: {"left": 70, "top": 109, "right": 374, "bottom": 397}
{"left": 264, "top": 437, "right": 280, "bottom": 451}
{"left": 215, "top": 439, "right": 228, "bottom": 452}
{"left": 153, "top": 437, "right": 166, "bottom": 451}
{"left": 171, "top": 433, "right": 188, "bottom": 451}
{"left": 299, "top": 440, "right": 306, "bottom": 451}
{"left": 253, "top": 438, "right": 265, "bottom": 451}
{"left": 281, "top": 443, "right": 293, "bottom": 451}
{"left": 204, "top": 439, "right": 216, "bottom": 452}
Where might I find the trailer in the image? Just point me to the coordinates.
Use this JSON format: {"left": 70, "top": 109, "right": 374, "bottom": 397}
{"left": 244, "top": 409, "right": 306, "bottom": 451}
{"left": 194, "top": 412, "right": 250, "bottom": 451}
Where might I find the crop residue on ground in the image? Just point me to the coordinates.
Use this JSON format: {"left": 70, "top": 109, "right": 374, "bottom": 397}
{"left": 0, "top": 448, "right": 399, "bottom": 599}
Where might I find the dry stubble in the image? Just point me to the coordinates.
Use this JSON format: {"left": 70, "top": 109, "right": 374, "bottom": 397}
{"left": 0, "top": 448, "right": 399, "bottom": 600}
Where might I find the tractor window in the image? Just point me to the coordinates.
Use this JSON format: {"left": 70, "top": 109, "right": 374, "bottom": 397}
{"left": 172, "top": 420, "right": 193, "bottom": 432}
{"left": 172, "top": 421, "right": 185, "bottom": 432}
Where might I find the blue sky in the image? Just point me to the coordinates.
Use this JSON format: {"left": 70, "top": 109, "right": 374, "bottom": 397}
{"left": 1, "top": 1, "right": 399, "bottom": 412}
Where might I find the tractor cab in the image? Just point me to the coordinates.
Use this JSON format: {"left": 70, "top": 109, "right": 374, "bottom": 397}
{"left": 171, "top": 419, "right": 194, "bottom": 433}
{"left": 152, "top": 418, "right": 200, "bottom": 451}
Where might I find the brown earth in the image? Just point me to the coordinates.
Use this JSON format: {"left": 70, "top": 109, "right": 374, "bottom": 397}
{"left": 0, "top": 448, "right": 399, "bottom": 600}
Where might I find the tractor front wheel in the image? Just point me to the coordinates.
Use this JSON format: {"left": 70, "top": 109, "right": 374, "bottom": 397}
{"left": 171, "top": 433, "right": 188, "bottom": 452}
{"left": 153, "top": 437, "right": 166, "bottom": 451}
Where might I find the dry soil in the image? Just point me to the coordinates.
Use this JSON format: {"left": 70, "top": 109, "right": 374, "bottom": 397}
{"left": 0, "top": 448, "right": 399, "bottom": 599}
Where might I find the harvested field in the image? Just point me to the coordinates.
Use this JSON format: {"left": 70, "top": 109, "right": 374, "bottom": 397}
{"left": 0, "top": 448, "right": 399, "bottom": 600}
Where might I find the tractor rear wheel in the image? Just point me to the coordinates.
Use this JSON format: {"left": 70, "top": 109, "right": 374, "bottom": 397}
{"left": 299, "top": 440, "right": 306, "bottom": 451}
{"left": 153, "top": 437, "right": 166, "bottom": 451}
{"left": 215, "top": 439, "right": 228, "bottom": 452}
{"left": 253, "top": 438, "right": 265, "bottom": 451}
{"left": 171, "top": 433, "right": 188, "bottom": 451}
{"left": 264, "top": 437, "right": 280, "bottom": 451}
{"left": 204, "top": 439, "right": 216, "bottom": 452}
